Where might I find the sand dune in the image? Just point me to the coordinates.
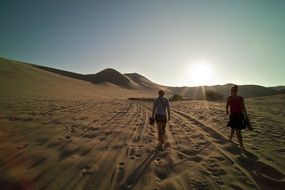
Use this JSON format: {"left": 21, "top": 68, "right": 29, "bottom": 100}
{"left": 31, "top": 62, "right": 161, "bottom": 90}
{"left": 0, "top": 58, "right": 154, "bottom": 100}
{"left": 124, "top": 73, "right": 162, "bottom": 90}
{"left": 85, "top": 68, "right": 138, "bottom": 89}
{"left": 22, "top": 57, "right": 282, "bottom": 99}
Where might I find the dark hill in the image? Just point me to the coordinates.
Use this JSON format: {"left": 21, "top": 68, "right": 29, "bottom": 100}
{"left": 124, "top": 73, "right": 161, "bottom": 90}
{"left": 86, "top": 68, "right": 137, "bottom": 89}
{"left": 2, "top": 57, "right": 282, "bottom": 98}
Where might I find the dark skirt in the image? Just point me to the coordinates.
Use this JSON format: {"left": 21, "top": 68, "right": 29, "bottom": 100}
{"left": 227, "top": 113, "right": 246, "bottom": 130}
{"left": 155, "top": 114, "right": 167, "bottom": 123}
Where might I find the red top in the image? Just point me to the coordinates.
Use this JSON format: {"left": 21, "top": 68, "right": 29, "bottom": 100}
{"left": 228, "top": 96, "right": 243, "bottom": 113}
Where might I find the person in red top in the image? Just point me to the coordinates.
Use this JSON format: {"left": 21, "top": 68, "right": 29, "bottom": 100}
{"left": 226, "top": 85, "right": 248, "bottom": 149}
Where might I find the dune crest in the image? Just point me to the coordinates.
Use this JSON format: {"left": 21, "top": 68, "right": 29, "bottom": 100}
{"left": 5, "top": 57, "right": 281, "bottom": 99}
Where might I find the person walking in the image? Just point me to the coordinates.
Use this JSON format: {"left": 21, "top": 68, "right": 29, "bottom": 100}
{"left": 152, "top": 90, "right": 170, "bottom": 147}
{"left": 226, "top": 85, "right": 248, "bottom": 149}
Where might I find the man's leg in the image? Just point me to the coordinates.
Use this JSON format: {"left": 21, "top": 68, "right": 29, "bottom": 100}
{"left": 236, "top": 130, "right": 244, "bottom": 149}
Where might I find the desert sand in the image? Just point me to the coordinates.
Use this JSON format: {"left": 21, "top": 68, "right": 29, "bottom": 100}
{"left": 1, "top": 95, "right": 285, "bottom": 190}
{"left": 0, "top": 58, "right": 285, "bottom": 190}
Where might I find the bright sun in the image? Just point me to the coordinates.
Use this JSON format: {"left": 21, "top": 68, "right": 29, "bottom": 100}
{"left": 185, "top": 60, "right": 213, "bottom": 86}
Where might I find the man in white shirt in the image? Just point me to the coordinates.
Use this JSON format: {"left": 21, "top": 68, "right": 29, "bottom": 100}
{"left": 152, "top": 90, "right": 171, "bottom": 147}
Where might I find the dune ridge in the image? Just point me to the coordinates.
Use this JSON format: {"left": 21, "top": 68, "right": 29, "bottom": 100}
{"left": 0, "top": 57, "right": 155, "bottom": 100}
{"left": 8, "top": 57, "right": 282, "bottom": 99}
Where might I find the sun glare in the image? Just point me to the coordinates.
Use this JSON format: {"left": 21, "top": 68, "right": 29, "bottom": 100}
{"left": 185, "top": 60, "right": 214, "bottom": 86}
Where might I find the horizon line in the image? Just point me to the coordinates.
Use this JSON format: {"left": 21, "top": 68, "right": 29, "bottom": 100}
{"left": 1, "top": 56, "right": 284, "bottom": 88}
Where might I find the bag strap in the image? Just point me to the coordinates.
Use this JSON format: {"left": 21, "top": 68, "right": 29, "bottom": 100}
{"left": 159, "top": 97, "right": 166, "bottom": 108}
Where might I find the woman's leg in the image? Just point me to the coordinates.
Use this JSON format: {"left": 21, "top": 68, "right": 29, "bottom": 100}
{"left": 160, "top": 122, "right": 166, "bottom": 144}
{"left": 236, "top": 129, "right": 244, "bottom": 148}
{"left": 230, "top": 128, "right": 235, "bottom": 140}
{"left": 157, "top": 122, "right": 163, "bottom": 144}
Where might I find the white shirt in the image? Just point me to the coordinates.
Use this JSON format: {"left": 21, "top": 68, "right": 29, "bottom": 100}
{"left": 154, "top": 96, "right": 170, "bottom": 115}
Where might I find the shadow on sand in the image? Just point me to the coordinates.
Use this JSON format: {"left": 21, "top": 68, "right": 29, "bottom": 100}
{"left": 119, "top": 147, "right": 161, "bottom": 190}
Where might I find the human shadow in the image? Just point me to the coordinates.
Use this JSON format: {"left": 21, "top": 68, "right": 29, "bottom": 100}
{"left": 119, "top": 147, "right": 160, "bottom": 190}
{"left": 237, "top": 149, "right": 285, "bottom": 189}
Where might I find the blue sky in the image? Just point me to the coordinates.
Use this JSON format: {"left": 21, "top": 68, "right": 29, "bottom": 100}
{"left": 1, "top": 0, "right": 284, "bottom": 86}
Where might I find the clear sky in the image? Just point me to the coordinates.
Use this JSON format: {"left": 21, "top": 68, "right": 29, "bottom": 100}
{"left": 1, "top": 0, "right": 284, "bottom": 87}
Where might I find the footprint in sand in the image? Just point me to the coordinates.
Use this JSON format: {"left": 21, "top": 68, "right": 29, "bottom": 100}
{"left": 80, "top": 166, "right": 92, "bottom": 177}
{"left": 88, "top": 134, "right": 96, "bottom": 139}
{"left": 177, "top": 152, "right": 185, "bottom": 160}
{"left": 212, "top": 156, "right": 225, "bottom": 162}
{"left": 8, "top": 116, "right": 21, "bottom": 121}
{"left": 129, "top": 148, "right": 137, "bottom": 160}
{"left": 114, "top": 162, "right": 126, "bottom": 182}
{"left": 22, "top": 117, "right": 33, "bottom": 122}
{"left": 99, "top": 136, "right": 106, "bottom": 141}
{"left": 70, "top": 128, "right": 76, "bottom": 133}
{"left": 208, "top": 167, "right": 226, "bottom": 176}
{"left": 17, "top": 144, "right": 29, "bottom": 150}
{"left": 116, "top": 162, "right": 125, "bottom": 174}
{"left": 104, "top": 130, "right": 112, "bottom": 136}
{"left": 155, "top": 158, "right": 163, "bottom": 166}
{"left": 65, "top": 135, "right": 71, "bottom": 139}
{"left": 130, "top": 156, "right": 136, "bottom": 160}
{"left": 135, "top": 153, "right": 142, "bottom": 158}
{"left": 155, "top": 170, "right": 168, "bottom": 181}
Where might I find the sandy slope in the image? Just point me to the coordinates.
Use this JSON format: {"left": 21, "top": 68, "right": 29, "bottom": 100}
{"left": 0, "top": 95, "right": 284, "bottom": 190}
{"left": 0, "top": 58, "right": 155, "bottom": 101}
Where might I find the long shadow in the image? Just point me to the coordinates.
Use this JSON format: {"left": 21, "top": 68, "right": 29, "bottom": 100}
{"left": 0, "top": 160, "right": 22, "bottom": 190}
{"left": 237, "top": 149, "right": 285, "bottom": 190}
{"left": 119, "top": 147, "right": 160, "bottom": 190}
{"left": 225, "top": 145, "right": 285, "bottom": 189}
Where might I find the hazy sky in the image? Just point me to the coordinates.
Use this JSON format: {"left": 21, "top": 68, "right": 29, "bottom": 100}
{"left": 1, "top": 0, "right": 284, "bottom": 87}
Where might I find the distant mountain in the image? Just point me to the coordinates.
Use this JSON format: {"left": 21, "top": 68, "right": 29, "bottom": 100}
{"left": 85, "top": 68, "right": 138, "bottom": 89}
{"left": 124, "top": 73, "right": 161, "bottom": 90}
{"left": 1, "top": 57, "right": 283, "bottom": 99}
{"left": 269, "top": 86, "right": 285, "bottom": 91}
{"left": 31, "top": 63, "right": 162, "bottom": 90}
{"left": 0, "top": 58, "right": 121, "bottom": 99}
{"left": 236, "top": 85, "right": 277, "bottom": 97}
{"left": 168, "top": 84, "right": 277, "bottom": 99}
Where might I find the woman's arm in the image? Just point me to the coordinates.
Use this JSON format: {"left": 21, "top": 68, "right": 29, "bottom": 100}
{"left": 226, "top": 96, "right": 230, "bottom": 115}
{"left": 167, "top": 100, "right": 170, "bottom": 120}
{"left": 152, "top": 101, "right": 156, "bottom": 118}
{"left": 241, "top": 97, "right": 248, "bottom": 118}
